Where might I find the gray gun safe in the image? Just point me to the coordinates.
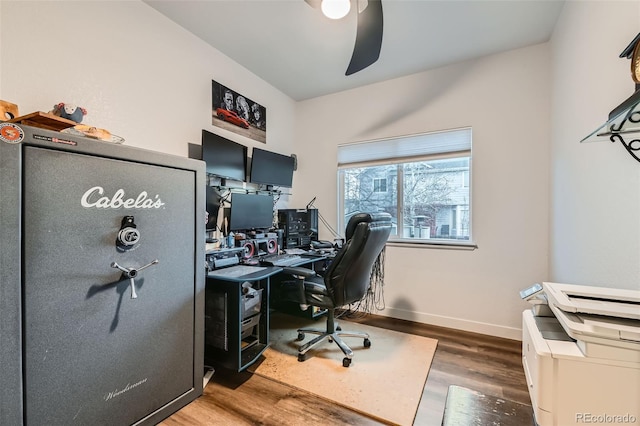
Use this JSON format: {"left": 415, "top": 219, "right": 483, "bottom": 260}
{"left": 0, "top": 122, "right": 205, "bottom": 425}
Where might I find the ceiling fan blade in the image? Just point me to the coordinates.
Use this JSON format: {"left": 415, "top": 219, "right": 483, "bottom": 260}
{"left": 304, "top": 0, "right": 321, "bottom": 9}
{"left": 346, "top": 0, "right": 383, "bottom": 76}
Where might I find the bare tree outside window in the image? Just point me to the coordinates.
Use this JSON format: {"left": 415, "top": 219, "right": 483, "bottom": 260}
{"left": 341, "top": 157, "right": 470, "bottom": 241}
{"left": 338, "top": 127, "right": 472, "bottom": 242}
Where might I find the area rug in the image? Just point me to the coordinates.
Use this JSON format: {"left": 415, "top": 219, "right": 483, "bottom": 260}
{"left": 248, "top": 313, "right": 438, "bottom": 425}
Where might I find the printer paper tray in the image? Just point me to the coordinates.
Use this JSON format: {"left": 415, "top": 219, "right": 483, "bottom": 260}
{"left": 549, "top": 303, "right": 640, "bottom": 362}
{"left": 544, "top": 282, "right": 640, "bottom": 320}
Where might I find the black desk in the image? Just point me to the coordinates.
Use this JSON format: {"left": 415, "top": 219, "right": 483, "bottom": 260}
{"left": 267, "top": 255, "right": 332, "bottom": 320}
{"left": 204, "top": 255, "right": 327, "bottom": 372}
{"left": 205, "top": 265, "right": 281, "bottom": 372}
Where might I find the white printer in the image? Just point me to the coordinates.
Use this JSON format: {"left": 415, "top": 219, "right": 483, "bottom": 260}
{"left": 521, "top": 282, "right": 640, "bottom": 426}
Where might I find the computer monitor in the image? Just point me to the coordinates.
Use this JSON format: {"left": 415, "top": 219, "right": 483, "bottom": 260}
{"left": 249, "top": 147, "right": 295, "bottom": 188}
{"left": 201, "top": 129, "right": 247, "bottom": 182}
{"left": 229, "top": 193, "right": 274, "bottom": 231}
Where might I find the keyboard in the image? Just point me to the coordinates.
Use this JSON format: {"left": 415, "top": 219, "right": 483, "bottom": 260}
{"left": 209, "top": 265, "right": 267, "bottom": 278}
{"left": 259, "top": 253, "right": 302, "bottom": 267}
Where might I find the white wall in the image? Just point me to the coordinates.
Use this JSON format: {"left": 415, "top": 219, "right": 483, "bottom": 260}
{"left": 0, "top": 1, "right": 296, "bottom": 163}
{"left": 293, "top": 44, "right": 551, "bottom": 339}
{"left": 4, "top": 0, "right": 636, "bottom": 339}
{"left": 550, "top": 1, "right": 640, "bottom": 290}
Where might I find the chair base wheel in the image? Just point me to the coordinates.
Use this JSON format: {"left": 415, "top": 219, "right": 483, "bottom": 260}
{"left": 294, "top": 310, "right": 372, "bottom": 366}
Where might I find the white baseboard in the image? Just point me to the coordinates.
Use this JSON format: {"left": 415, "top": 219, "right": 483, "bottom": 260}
{"left": 380, "top": 307, "right": 523, "bottom": 341}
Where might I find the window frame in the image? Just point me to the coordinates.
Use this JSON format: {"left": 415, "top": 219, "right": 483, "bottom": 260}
{"left": 337, "top": 128, "right": 476, "bottom": 250}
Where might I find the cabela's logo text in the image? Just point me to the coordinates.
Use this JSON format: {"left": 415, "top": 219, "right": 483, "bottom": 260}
{"left": 81, "top": 186, "right": 165, "bottom": 209}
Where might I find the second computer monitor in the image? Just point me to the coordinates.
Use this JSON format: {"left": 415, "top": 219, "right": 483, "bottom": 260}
{"left": 229, "top": 193, "right": 274, "bottom": 231}
{"left": 250, "top": 148, "right": 294, "bottom": 188}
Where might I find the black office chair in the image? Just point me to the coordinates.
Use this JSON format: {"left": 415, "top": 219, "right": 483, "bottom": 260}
{"left": 279, "top": 212, "right": 392, "bottom": 367}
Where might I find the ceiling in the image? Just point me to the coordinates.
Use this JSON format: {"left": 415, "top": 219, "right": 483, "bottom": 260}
{"left": 144, "top": 0, "right": 565, "bottom": 101}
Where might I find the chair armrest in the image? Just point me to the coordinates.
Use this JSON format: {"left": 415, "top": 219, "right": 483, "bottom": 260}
{"left": 281, "top": 266, "right": 317, "bottom": 278}
{"left": 280, "top": 267, "right": 317, "bottom": 311}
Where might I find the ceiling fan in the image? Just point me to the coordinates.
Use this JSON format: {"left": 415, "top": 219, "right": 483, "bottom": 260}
{"left": 305, "top": 0, "right": 384, "bottom": 76}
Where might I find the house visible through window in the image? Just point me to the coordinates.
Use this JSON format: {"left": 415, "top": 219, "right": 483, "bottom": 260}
{"left": 373, "top": 178, "right": 387, "bottom": 193}
{"left": 337, "top": 128, "right": 472, "bottom": 243}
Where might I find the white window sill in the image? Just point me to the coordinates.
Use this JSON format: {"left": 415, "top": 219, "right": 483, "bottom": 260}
{"left": 386, "top": 238, "right": 478, "bottom": 250}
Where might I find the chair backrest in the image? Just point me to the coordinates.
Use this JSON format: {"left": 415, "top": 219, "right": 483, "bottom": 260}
{"left": 323, "top": 212, "right": 392, "bottom": 306}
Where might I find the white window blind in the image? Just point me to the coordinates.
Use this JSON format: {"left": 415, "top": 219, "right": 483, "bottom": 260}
{"left": 338, "top": 127, "right": 472, "bottom": 166}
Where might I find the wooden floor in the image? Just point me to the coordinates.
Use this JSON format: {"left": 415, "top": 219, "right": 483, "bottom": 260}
{"left": 163, "top": 313, "right": 532, "bottom": 426}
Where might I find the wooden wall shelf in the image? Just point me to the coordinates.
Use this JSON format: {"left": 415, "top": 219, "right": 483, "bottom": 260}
{"left": 8, "top": 111, "right": 77, "bottom": 131}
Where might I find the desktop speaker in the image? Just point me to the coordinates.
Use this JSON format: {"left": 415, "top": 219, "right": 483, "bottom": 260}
{"left": 238, "top": 239, "right": 256, "bottom": 259}
{"left": 265, "top": 238, "right": 278, "bottom": 254}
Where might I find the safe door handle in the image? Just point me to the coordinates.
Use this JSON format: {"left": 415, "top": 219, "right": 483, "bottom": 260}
{"left": 111, "top": 259, "right": 159, "bottom": 299}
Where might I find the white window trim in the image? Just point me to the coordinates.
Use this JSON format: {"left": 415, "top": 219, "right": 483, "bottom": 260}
{"left": 337, "top": 127, "right": 475, "bottom": 249}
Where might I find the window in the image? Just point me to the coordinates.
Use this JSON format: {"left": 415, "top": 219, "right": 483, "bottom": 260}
{"left": 338, "top": 128, "right": 472, "bottom": 244}
{"left": 373, "top": 178, "right": 387, "bottom": 193}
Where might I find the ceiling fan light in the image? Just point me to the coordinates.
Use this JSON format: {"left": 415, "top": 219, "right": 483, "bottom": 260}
{"left": 321, "top": 0, "right": 351, "bottom": 20}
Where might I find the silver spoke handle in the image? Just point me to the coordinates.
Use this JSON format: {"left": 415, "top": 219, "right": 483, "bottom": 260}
{"left": 110, "top": 259, "right": 159, "bottom": 299}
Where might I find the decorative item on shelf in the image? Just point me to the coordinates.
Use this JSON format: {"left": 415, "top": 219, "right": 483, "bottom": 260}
{"left": 2, "top": 102, "right": 122, "bottom": 143}
{"left": 51, "top": 102, "right": 87, "bottom": 123}
{"left": 0, "top": 100, "right": 19, "bottom": 120}
{"left": 582, "top": 32, "right": 640, "bottom": 163}
{"left": 61, "top": 125, "right": 125, "bottom": 144}
{"left": 631, "top": 35, "right": 640, "bottom": 84}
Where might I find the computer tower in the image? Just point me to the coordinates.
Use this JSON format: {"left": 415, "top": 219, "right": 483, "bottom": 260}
{"left": 0, "top": 122, "right": 205, "bottom": 425}
{"left": 277, "top": 208, "right": 318, "bottom": 249}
